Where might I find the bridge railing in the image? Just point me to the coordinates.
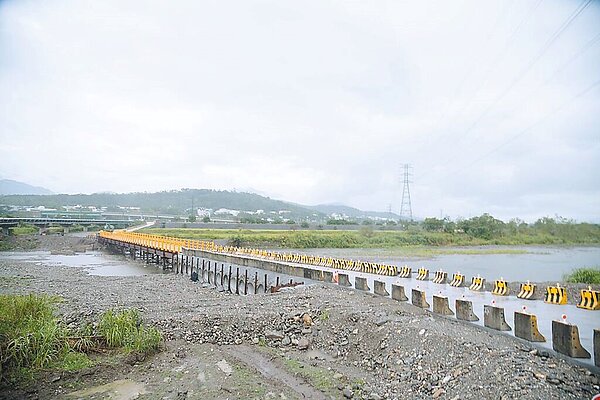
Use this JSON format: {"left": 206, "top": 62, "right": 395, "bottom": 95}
{"left": 97, "top": 230, "right": 397, "bottom": 276}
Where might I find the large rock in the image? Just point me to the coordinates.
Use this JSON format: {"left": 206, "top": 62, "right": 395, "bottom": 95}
{"left": 264, "top": 330, "right": 284, "bottom": 340}
{"left": 298, "top": 337, "right": 310, "bottom": 350}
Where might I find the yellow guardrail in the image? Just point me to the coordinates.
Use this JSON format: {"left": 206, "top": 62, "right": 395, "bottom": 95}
{"left": 98, "top": 230, "right": 397, "bottom": 276}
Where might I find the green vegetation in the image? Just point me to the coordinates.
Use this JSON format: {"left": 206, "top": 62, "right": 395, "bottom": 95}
{"left": 0, "top": 294, "right": 77, "bottom": 384}
{"left": 141, "top": 214, "right": 600, "bottom": 249}
{"left": 283, "top": 358, "right": 335, "bottom": 391}
{"left": 9, "top": 225, "right": 37, "bottom": 235}
{"left": 98, "top": 309, "right": 162, "bottom": 353}
{"left": 564, "top": 267, "right": 600, "bottom": 284}
{"left": 0, "top": 294, "right": 161, "bottom": 386}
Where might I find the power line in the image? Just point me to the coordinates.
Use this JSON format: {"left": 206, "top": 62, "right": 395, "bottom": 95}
{"left": 420, "top": 0, "right": 593, "bottom": 181}
{"left": 430, "top": 78, "right": 600, "bottom": 184}
{"left": 416, "top": 0, "right": 519, "bottom": 152}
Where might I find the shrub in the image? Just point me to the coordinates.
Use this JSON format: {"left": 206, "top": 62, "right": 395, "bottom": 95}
{"left": 564, "top": 267, "right": 600, "bottom": 284}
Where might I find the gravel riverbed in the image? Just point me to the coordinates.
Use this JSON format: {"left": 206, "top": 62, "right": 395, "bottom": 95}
{"left": 0, "top": 235, "right": 598, "bottom": 400}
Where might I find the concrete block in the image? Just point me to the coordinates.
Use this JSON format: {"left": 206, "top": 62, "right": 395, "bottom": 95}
{"left": 484, "top": 305, "right": 511, "bottom": 331}
{"left": 391, "top": 284, "right": 408, "bottom": 302}
{"left": 411, "top": 289, "right": 430, "bottom": 309}
{"left": 552, "top": 320, "right": 591, "bottom": 358}
{"left": 455, "top": 299, "right": 479, "bottom": 321}
{"left": 432, "top": 295, "right": 454, "bottom": 316}
{"left": 338, "top": 273, "right": 351, "bottom": 287}
{"left": 514, "top": 311, "right": 545, "bottom": 342}
{"left": 355, "top": 277, "right": 370, "bottom": 292}
{"left": 374, "top": 280, "right": 389, "bottom": 297}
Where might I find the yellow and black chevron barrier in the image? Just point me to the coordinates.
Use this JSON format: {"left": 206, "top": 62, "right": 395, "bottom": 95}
{"left": 576, "top": 287, "right": 600, "bottom": 310}
{"left": 416, "top": 267, "right": 429, "bottom": 281}
{"left": 469, "top": 276, "right": 485, "bottom": 291}
{"left": 432, "top": 270, "right": 447, "bottom": 284}
{"left": 517, "top": 281, "right": 536, "bottom": 299}
{"left": 491, "top": 279, "right": 509, "bottom": 296}
{"left": 98, "top": 231, "right": 406, "bottom": 278}
{"left": 544, "top": 284, "right": 567, "bottom": 305}
{"left": 398, "top": 266, "right": 412, "bottom": 278}
{"left": 449, "top": 273, "right": 464, "bottom": 287}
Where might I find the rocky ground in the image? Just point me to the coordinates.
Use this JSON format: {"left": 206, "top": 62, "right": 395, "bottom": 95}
{"left": 0, "top": 235, "right": 599, "bottom": 400}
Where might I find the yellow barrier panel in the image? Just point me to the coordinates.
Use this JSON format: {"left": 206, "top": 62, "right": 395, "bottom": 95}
{"left": 432, "top": 270, "right": 447, "bottom": 284}
{"left": 577, "top": 287, "right": 600, "bottom": 310}
{"left": 469, "top": 276, "right": 485, "bottom": 291}
{"left": 449, "top": 273, "right": 464, "bottom": 287}
{"left": 398, "top": 266, "right": 412, "bottom": 278}
{"left": 492, "top": 279, "right": 509, "bottom": 296}
{"left": 544, "top": 284, "right": 567, "bottom": 305}
{"left": 416, "top": 268, "right": 429, "bottom": 281}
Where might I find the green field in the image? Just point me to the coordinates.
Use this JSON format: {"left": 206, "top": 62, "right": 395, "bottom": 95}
{"left": 140, "top": 227, "right": 600, "bottom": 250}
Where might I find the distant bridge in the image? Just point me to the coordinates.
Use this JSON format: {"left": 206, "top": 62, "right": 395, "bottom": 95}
{"left": 0, "top": 217, "right": 135, "bottom": 234}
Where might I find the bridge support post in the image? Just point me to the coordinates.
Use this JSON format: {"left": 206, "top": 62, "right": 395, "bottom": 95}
{"left": 264, "top": 273, "right": 268, "bottom": 293}
{"left": 236, "top": 267, "right": 240, "bottom": 295}
{"left": 220, "top": 264, "right": 224, "bottom": 287}
{"left": 228, "top": 265, "right": 232, "bottom": 293}
{"left": 244, "top": 269, "right": 248, "bottom": 295}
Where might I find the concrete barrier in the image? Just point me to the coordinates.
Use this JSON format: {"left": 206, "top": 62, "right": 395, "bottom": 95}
{"left": 432, "top": 271, "right": 447, "bottom": 284}
{"left": 456, "top": 299, "right": 479, "bottom": 321}
{"left": 416, "top": 268, "right": 429, "bottom": 281}
{"left": 545, "top": 284, "right": 567, "bottom": 305}
{"left": 514, "top": 311, "right": 546, "bottom": 342}
{"left": 338, "top": 273, "right": 352, "bottom": 287}
{"left": 491, "top": 279, "right": 509, "bottom": 296}
{"left": 373, "top": 280, "right": 389, "bottom": 296}
{"left": 391, "top": 284, "right": 408, "bottom": 302}
{"left": 469, "top": 276, "right": 485, "bottom": 291}
{"left": 594, "top": 329, "right": 599, "bottom": 367}
{"left": 398, "top": 266, "right": 411, "bottom": 278}
{"left": 411, "top": 289, "right": 430, "bottom": 309}
{"left": 355, "top": 277, "right": 370, "bottom": 292}
{"left": 432, "top": 295, "right": 453, "bottom": 316}
{"left": 517, "top": 282, "right": 536, "bottom": 299}
{"left": 449, "top": 273, "right": 465, "bottom": 287}
{"left": 551, "top": 320, "right": 591, "bottom": 358}
{"left": 484, "top": 305, "right": 511, "bottom": 331}
{"left": 577, "top": 287, "right": 600, "bottom": 310}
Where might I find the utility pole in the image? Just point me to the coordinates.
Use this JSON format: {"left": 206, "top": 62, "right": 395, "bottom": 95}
{"left": 400, "top": 164, "right": 413, "bottom": 221}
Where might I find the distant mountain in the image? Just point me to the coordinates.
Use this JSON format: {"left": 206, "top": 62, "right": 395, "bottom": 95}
{"left": 0, "top": 188, "right": 398, "bottom": 221}
{"left": 0, "top": 189, "right": 323, "bottom": 219}
{"left": 307, "top": 203, "right": 399, "bottom": 219}
{"left": 0, "top": 179, "right": 53, "bottom": 195}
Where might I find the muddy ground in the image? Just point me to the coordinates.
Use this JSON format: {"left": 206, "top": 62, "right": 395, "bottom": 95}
{"left": 0, "top": 235, "right": 599, "bottom": 400}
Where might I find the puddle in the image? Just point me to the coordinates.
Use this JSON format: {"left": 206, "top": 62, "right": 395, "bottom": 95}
{"left": 67, "top": 379, "right": 147, "bottom": 399}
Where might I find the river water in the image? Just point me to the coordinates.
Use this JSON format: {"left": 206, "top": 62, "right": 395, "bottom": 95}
{"left": 283, "top": 246, "right": 600, "bottom": 282}
{"left": 0, "top": 251, "right": 166, "bottom": 276}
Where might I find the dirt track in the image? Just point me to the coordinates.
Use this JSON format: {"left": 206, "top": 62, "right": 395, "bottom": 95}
{"left": 0, "top": 235, "right": 599, "bottom": 399}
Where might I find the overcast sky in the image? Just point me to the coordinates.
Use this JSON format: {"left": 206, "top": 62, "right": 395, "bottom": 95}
{"left": 1, "top": 0, "right": 599, "bottom": 221}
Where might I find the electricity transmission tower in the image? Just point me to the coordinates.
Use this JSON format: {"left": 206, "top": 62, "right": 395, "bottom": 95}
{"left": 400, "top": 164, "right": 413, "bottom": 221}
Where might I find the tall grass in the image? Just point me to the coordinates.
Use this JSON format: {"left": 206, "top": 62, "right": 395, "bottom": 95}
{"left": 98, "top": 309, "right": 162, "bottom": 353}
{"left": 0, "top": 295, "right": 162, "bottom": 385}
{"left": 0, "top": 294, "right": 69, "bottom": 383}
{"left": 564, "top": 267, "right": 600, "bottom": 284}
